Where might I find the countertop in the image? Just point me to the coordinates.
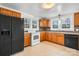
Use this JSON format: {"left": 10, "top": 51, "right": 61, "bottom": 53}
{"left": 24, "top": 30, "right": 79, "bottom": 35}
{"left": 39, "top": 30, "right": 79, "bottom": 35}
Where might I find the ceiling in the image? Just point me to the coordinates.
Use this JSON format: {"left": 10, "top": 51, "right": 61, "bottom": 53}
{"left": 0, "top": 3, "right": 79, "bottom": 18}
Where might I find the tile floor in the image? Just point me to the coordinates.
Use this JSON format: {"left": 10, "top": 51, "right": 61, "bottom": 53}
{"left": 13, "top": 41, "right": 79, "bottom": 56}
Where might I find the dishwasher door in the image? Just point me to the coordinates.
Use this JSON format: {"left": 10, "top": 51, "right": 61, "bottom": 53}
{"left": 64, "top": 34, "right": 78, "bottom": 50}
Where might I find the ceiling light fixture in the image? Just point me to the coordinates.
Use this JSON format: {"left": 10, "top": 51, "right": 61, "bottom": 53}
{"left": 27, "top": 14, "right": 34, "bottom": 18}
{"left": 42, "top": 3, "right": 55, "bottom": 9}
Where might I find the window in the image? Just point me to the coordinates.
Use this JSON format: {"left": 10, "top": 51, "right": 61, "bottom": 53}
{"left": 24, "top": 18, "right": 31, "bottom": 28}
{"left": 32, "top": 20, "right": 37, "bottom": 28}
{"left": 61, "top": 17, "right": 70, "bottom": 28}
{"left": 52, "top": 20, "right": 58, "bottom": 28}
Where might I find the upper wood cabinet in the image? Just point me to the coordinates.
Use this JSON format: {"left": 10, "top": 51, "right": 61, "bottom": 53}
{"left": 39, "top": 18, "right": 50, "bottom": 27}
{"left": 74, "top": 12, "right": 79, "bottom": 26}
{"left": 0, "top": 8, "right": 21, "bottom": 18}
{"left": 24, "top": 32, "right": 31, "bottom": 47}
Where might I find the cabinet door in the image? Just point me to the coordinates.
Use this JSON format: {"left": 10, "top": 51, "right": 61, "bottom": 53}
{"left": 2, "top": 8, "right": 5, "bottom": 15}
{"left": 45, "top": 32, "right": 48, "bottom": 41}
{"left": 43, "top": 20, "right": 49, "bottom": 27}
{"left": 24, "top": 33, "right": 31, "bottom": 46}
{"left": 74, "top": 13, "right": 79, "bottom": 26}
{"left": 39, "top": 19, "right": 50, "bottom": 27}
{"left": 39, "top": 20, "right": 43, "bottom": 27}
{"left": 27, "top": 33, "right": 31, "bottom": 46}
{"left": 40, "top": 32, "right": 46, "bottom": 41}
{"left": 46, "top": 32, "right": 53, "bottom": 42}
{"left": 0, "top": 8, "right": 1, "bottom": 14}
{"left": 57, "top": 34, "right": 64, "bottom": 45}
{"left": 51, "top": 33, "right": 57, "bottom": 43}
{"left": 43, "top": 20, "right": 46, "bottom": 27}
{"left": 24, "top": 37, "right": 28, "bottom": 46}
{"left": 47, "top": 32, "right": 52, "bottom": 41}
{"left": 24, "top": 37, "right": 30, "bottom": 46}
{"left": 7, "top": 10, "right": 10, "bottom": 16}
{"left": 40, "top": 32, "right": 43, "bottom": 41}
{"left": 8, "top": 10, "right": 11, "bottom": 16}
{"left": 47, "top": 20, "right": 50, "bottom": 27}
{"left": 17, "top": 13, "right": 21, "bottom": 18}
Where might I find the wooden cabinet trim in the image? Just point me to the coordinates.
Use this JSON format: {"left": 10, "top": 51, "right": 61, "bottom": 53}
{"left": 0, "top": 8, "right": 21, "bottom": 18}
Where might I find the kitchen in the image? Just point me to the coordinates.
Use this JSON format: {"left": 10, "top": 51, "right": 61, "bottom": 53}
{"left": 0, "top": 3, "right": 79, "bottom": 56}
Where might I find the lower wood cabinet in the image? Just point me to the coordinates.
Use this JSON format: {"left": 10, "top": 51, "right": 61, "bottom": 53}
{"left": 46, "top": 32, "right": 52, "bottom": 41}
{"left": 56, "top": 33, "right": 64, "bottom": 45}
{"left": 24, "top": 32, "right": 31, "bottom": 47}
{"left": 45, "top": 32, "right": 64, "bottom": 45}
{"left": 40, "top": 32, "right": 46, "bottom": 41}
{"left": 52, "top": 33, "right": 57, "bottom": 43}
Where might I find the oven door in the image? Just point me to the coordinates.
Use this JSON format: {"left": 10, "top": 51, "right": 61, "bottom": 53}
{"left": 31, "top": 32, "right": 40, "bottom": 46}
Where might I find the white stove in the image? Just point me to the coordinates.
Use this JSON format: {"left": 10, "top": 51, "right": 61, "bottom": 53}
{"left": 31, "top": 32, "right": 40, "bottom": 46}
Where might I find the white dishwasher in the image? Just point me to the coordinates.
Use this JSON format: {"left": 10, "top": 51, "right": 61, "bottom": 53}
{"left": 31, "top": 32, "right": 40, "bottom": 46}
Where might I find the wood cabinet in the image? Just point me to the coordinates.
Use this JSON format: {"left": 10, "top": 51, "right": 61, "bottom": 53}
{"left": 56, "top": 33, "right": 64, "bottom": 45}
{"left": 45, "top": 32, "right": 48, "bottom": 41}
{"left": 39, "top": 18, "right": 50, "bottom": 27}
{"left": 45, "top": 32, "right": 64, "bottom": 45}
{"left": 51, "top": 33, "right": 57, "bottom": 43}
{"left": 24, "top": 32, "right": 31, "bottom": 47}
{"left": 46, "top": 32, "right": 57, "bottom": 43}
{"left": 0, "top": 8, "right": 21, "bottom": 18}
{"left": 74, "top": 12, "right": 79, "bottom": 26}
{"left": 46, "top": 32, "right": 52, "bottom": 41}
{"left": 40, "top": 32, "right": 46, "bottom": 41}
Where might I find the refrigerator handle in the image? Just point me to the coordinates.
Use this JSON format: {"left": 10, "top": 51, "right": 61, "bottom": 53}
{"left": 1, "top": 30, "right": 10, "bottom": 35}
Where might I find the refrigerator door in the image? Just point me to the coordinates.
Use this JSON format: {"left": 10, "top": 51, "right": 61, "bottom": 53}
{"left": 0, "top": 14, "right": 11, "bottom": 56}
{"left": 11, "top": 17, "right": 24, "bottom": 54}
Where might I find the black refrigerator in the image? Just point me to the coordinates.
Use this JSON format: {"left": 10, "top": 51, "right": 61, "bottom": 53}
{"left": 0, "top": 14, "right": 24, "bottom": 56}
{"left": 11, "top": 17, "right": 24, "bottom": 54}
